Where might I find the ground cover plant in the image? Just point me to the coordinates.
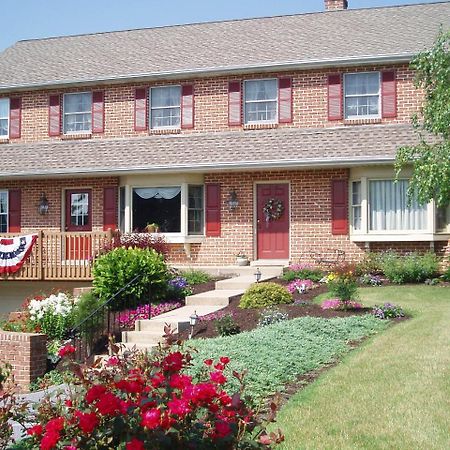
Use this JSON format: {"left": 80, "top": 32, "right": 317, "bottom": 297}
{"left": 272, "top": 285, "right": 450, "bottom": 450}
{"left": 189, "top": 315, "right": 387, "bottom": 404}
{"left": 282, "top": 264, "right": 324, "bottom": 283}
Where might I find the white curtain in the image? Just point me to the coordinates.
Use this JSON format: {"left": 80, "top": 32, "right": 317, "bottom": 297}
{"left": 134, "top": 187, "right": 181, "bottom": 200}
{"left": 369, "top": 180, "right": 427, "bottom": 231}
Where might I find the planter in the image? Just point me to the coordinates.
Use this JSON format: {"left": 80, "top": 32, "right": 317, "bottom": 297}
{"left": 236, "top": 257, "right": 250, "bottom": 266}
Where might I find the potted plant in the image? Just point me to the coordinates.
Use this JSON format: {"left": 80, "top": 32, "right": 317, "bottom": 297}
{"left": 145, "top": 222, "right": 160, "bottom": 233}
{"left": 236, "top": 251, "right": 249, "bottom": 266}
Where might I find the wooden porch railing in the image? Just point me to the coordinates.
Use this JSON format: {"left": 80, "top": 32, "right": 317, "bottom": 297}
{"left": 0, "top": 230, "right": 117, "bottom": 281}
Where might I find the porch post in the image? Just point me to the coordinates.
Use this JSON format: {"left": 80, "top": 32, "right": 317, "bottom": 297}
{"left": 37, "top": 230, "right": 44, "bottom": 280}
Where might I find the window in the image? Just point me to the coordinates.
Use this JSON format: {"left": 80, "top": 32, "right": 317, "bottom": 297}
{"left": 150, "top": 86, "right": 181, "bottom": 129}
{"left": 188, "top": 185, "right": 204, "bottom": 235}
{"left": 63, "top": 92, "right": 92, "bottom": 134}
{"left": 352, "top": 181, "right": 362, "bottom": 231}
{"left": 0, "top": 98, "right": 9, "bottom": 138}
{"left": 244, "top": 79, "right": 278, "bottom": 124}
{"left": 132, "top": 187, "right": 182, "bottom": 233}
{"left": 364, "top": 179, "right": 427, "bottom": 231}
{"left": 0, "top": 191, "right": 7, "bottom": 232}
{"left": 436, "top": 206, "right": 450, "bottom": 232}
{"left": 344, "top": 72, "right": 380, "bottom": 119}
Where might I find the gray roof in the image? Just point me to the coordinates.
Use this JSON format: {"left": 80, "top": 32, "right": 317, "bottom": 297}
{"left": 0, "top": 2, "right": 449, "bottom": 91}
{"left": 0, "top": 124, "right": 422, "bottom": 179}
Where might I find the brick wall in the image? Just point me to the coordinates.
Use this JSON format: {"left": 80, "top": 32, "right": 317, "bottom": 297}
{"left": 0, "top": 64, "right": 420, "bottom": 144}
{"left": 0, "top": 331, "right": 47, "bottom": 393}
{"left": 0, "top": 177, "right": 119, "bottom": 233}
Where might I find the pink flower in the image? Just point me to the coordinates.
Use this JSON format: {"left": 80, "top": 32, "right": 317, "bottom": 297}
{"left": 106, "top": 356, "right": 119, "bottom": 366}
{"left": 58, "top": 344, "right": 76, "bottom": 358}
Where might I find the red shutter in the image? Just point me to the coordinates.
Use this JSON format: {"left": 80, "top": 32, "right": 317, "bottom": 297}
{"left": 103, "top": 186, "right": 118, "bottom": 231}
{"left": 48, "top": 94, "right": 61, "bottom": 136}
{"left": 381, "top": 70, "right": 397, "bottom": 118}
{"left": 205, "top": 184, "right": 221, "bottom": 237}
{"left": 228, "top": 81, "right": 242, "bottom": 126}
{"left": 92, "top": 91, "right": 104, "bottom": 133}
{"left": 278, "top": 77, "right": 293, "bottom": 123}
{"left": 328, "top": 74, "right": 343, "bottom": 121}
{"left": 134, "top": 88, "right": 148, "bottom": 131}
{"left": 181, "top": 84, "right": 194, "bottom": 129}
{"left": 9, "top": 98, "right": 21, "bottom": 139}
{"left": 331, "top": 179, "right": 348, "bottom": 235}
{"left": 8, "top": 189, "right": 21, "bottom": 232}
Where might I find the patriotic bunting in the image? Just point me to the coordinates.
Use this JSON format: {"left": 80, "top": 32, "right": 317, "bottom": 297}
{"left": 0, "top": 234, "right": 38, "bottom": 274}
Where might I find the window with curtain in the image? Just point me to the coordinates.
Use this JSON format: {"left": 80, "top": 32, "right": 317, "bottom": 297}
{"left": 150, "top": 86, "right": 181, "bottom": 129}
{"left": 0, "top": 98, "right": 9, "bottom": 137}
{"left": 244, "top": 79, "right": 278, "bottom": 124}
{"left": 132, "top": 187, "right": 182, "bottom": 233}
{"left": 344, "top": 72, "right": 380, "bottom": 119}
{"left": 0, "top": 191, "right": 7, "bottom": 232}
{"left": 63, "top": 92, "right": 92, "bottom": 133}
{"left": 188, "top": 185, "right": 204, "bottom": 235}
{"left": 369, "top": 180, "right": 427, "bottom": 231}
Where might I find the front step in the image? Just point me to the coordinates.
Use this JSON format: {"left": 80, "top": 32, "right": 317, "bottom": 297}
{"left": 122, "top": 330, "right": 165, "bottom": 345}
{"left": 215, "top": 274, "right": 276, "bottom": 290}
{"left": 185, "top": 290, "right": 242, "bottom": 306}
{"left": 121, "top": 342, "right": 157, "bottom": 352}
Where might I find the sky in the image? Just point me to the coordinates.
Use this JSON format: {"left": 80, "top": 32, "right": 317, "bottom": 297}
{"left": 0, "top": 0, "right": 442, "bottom": 52}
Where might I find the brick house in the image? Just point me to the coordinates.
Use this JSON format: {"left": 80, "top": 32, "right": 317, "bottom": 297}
{"left": 0, "top": 0, "right": 449, "bottom": 281}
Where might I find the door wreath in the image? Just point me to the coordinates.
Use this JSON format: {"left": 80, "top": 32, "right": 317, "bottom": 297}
{"left": 263, "top": 198, "right": 284, "bottom": 222}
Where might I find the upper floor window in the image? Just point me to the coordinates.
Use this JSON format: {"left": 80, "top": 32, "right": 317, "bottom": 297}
{"left": 63, "top": 92, "right": 92, "bottom": 134}
{"left": 0, "top": 98, "right": 9, "bottom": 138}
{"left": 344, "top": 72, "right": 380, "bottom": 119}
{"left": 244, "top": 79, "right": 278, "bottom": 124}
{"left": 0, "top": 191, "right": 7, "bottom": 232}
{"left": 150, "top": 86, "right": 181, "bottom": 129}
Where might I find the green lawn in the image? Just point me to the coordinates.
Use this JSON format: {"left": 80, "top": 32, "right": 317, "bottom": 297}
{"left": 272, "top": 285, "right": 450, "bottom": 450}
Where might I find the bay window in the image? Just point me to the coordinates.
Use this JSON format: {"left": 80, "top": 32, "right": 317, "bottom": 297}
{"left": 244, "top": 79, "right": 278, "bottom": 124}
{"left": 344, "top": 72, "right": 380, "bottom": 119}
{"left": 0, "top": 191, "right": 7, "bottom": 232}
{"left": 63, "top": 92, "right": 92, "bottom": 134}
{"left": 0, "top": 98, "right": 9, "bottom": 138}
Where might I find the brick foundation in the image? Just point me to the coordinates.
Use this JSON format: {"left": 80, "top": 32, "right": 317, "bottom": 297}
{"left": 0, "top": 330, "right": 47, "bottom": 393}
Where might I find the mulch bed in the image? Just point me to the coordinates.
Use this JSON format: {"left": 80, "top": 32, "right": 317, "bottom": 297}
{"left": 178, "top": 281, "right": 372, "bottom": 340}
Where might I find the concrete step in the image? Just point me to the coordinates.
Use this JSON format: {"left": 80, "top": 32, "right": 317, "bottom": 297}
{"left": 250, "top": 260, "right": 289, "bottom": 269}
{"left": 215, "top": 274, "right": 276, "bottom": 290}
{"left": 172, "top": 265, "right": 284, "bottom": 277}
{"left": 185, "top": 290, "right": 242, "bottom": 306}
{"left": 122, "top": 330, "right": 164, "bottom": 344}
{"left": 121, "top": 342, "right": 157, "bottom": 352}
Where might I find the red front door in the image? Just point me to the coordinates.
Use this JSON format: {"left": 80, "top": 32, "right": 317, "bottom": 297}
{"left": 257, "top": 184, "right": 289, "bottom": 260}
{"left": 65, "top": 190, "right": 92, "bottom": 260}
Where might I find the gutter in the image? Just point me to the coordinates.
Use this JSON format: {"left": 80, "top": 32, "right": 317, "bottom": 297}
{"left": 0, "top": 53, "right": 414, "bottom": 93}
{"left": 0, "top": 156, "right": 397, "bottom": 180}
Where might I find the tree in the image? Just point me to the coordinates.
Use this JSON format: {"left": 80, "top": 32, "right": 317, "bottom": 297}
{"left": 395, "top": 30, "right": 450, "bottom": 207}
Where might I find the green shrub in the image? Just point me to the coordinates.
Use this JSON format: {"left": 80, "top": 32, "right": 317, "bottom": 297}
{"left": 214, "top": 314, "right": 240, "bottom": 336}
{"left": 92, "top": 247, "right": 170, "bottom": 310}
{"left": 180, "top": 269, "right": 212, "bottom": 285}
{"left": 282, "top": 267, "right": 324, "bottom": 282}
{"left": 72, "top": 290, "right": 104, "bottom": 336}
{"left": 355, "top": 252, "right": 384, "bottom": 275}
{"left": 442, "top": 260, "right": 450, "bottom": 281}
{"left": 239, "top": 282, "right": 292, "bottom": 309}
{"left": 327, "top": 273, "right": 359, "bottom": 303}
{"left": 379, "top": 251, "right": 440, "bottom": 284}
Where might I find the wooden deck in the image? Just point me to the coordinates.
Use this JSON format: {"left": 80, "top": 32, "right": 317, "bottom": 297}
{"left": 0, "top": 230, "right": 117, "bottom": 281}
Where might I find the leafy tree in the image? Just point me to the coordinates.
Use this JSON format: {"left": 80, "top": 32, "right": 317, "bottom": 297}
{"left": 395, "top": 30, "right": 450, "bottom": 207}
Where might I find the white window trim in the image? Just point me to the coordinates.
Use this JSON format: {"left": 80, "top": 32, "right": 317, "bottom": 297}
{"left": 187, "top": 184, "right": 205, "bottom": 236}
{"left": 350, "top": 175, "right": 449, "bottom": 242}
{"left": 0, "top": 98, "right": 10, "bottom": 139}
{"left": 127, "top": 183, "right": 205, "bottom": 243}
{"left": 149, "top": 85, "right": 182, "bottom": 130}
{"left": 63, "top": 92, "right": 92, "bottom": 135}
{"left": 344, "top": 72, "right": 381, "bottom": 120}
{"left": 0, "top": 190, "right": 8, "bottom": 233}
{"left": 244, "top": 78, "right": 278, "bottom": 125}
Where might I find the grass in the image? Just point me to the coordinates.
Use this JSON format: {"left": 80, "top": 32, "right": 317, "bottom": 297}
{"left": 272, "top": 285, "right": 450, "bottom": 450}
{"left": 188, "top": 315, "right": 387, "bottom": 404}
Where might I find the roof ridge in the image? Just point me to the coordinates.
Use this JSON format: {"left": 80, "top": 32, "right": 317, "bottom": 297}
{"left": 14, "top": 1, "right": 448, "bottom": 46}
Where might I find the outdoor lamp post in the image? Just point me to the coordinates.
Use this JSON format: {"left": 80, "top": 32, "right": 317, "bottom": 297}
{"left": 189, "top": 311, "right": 199, "bottom": 339}
{"left": 254, "top": 268, "right": 262, "bottom": 283}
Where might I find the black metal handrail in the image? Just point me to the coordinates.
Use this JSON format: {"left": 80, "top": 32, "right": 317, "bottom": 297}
{"left": 66, "top": 273, "right": 144, "bottom": 363}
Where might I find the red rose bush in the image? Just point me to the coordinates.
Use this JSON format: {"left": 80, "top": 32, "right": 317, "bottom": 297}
{"left": 20, "top": 340, "right": 283, "bottom": 449}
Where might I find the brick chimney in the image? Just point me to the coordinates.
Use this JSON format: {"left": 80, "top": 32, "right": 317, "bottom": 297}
{"left": 325, "top": 0, "right": 348, "bottom": 11}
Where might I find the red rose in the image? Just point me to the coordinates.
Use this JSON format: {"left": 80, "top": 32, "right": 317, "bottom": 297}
{"left": 141, "top": 408, "right": 161, "bottom": 429}
{"left": 96, "top": 392, "right": 122, "bottom": 416}
{"left": 214, "top": 421, "right": 232, "bottom": 439}
{"left": 126, "top": 438, "right": 145, "bottom": 450}
{"left": 169, "top": 373, "right": 192, "bottom": 390}
{"left": 40, "top": 431, "right": 60, "bottom": 450}
{"left": 150, "top": 372, "right": 165, "bottom": 388}
{"left": 85, "top": 385, "right": 107, "bottom": 404}
{"left": 76, "top": 411, "right": 99, "bottom": 434}
{"left": 204, "top": 358, "right": 213, "bottom": 366}
{"left": 45, "top": 417, "right": 65, "bottom": 433}
{"left": 214, "top": 362, "right": 225, "bottom": 371}
{"left": 58, "top": 344, "right": 76, "bottom": 358}
{"left": 184, "top": 382, "right": 218, "bottom": 404}
{"left": 210, "top": 371, "right": 227, "bottom": 385}
{"left": 106, "top": 356, "right": 119, "bottom": 366}
{"left": 26, "top": 424, "right": 43, "bottom": 436}
{"left": 162, "top": 351, "right": 184, "bottom": 372}
{"left": 167, "top": 398, "right": 191, "bottom": 418}
{"left": 219, "top": 356, "right": 230, "bottom": 365}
